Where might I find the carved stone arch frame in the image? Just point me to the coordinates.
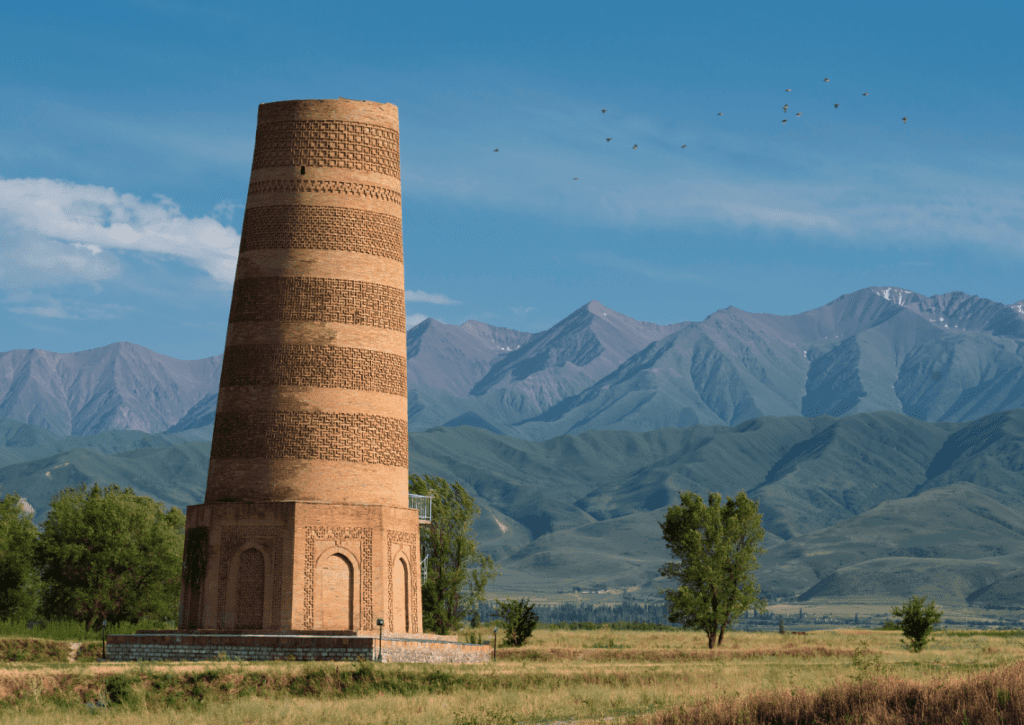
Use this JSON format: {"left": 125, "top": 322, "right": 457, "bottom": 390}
{"left": 387, "top": 530, "right": 419, "bottom": 634}
{"left": 313, "top": 544, "right": 361, "bottom": 631}
{"left": 391, "top": 550, "right": 411, "bottom": 633}
{"left": 224, "top": 541, "right": 273, "bottom": 630}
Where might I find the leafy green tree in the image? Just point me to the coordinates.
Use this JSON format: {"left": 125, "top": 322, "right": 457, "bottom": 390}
{"left": 0, "top": 494, "right": 41, "bottom": 620}
{"left": 496, "top": 597, "right": 539, "bottom": 647}
{"left": 891, "top": 595, "right": 943, "bottom": 652}
{"left": 410, "top": 474, "right": 499, "bottom": 635}
{"left": 35, "top": 483, "right": 185, "bottom": 630}
{"left": 659, "top": 490, "right": 768, "bottom": 649}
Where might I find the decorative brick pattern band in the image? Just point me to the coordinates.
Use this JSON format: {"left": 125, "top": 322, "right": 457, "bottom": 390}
{"left": 210, "top": 411, "right": 408, "bottom": 466}
{"left": 236, "top": 549, "right": 265, "bottom": 629}
{"left": 252, "top": 120, "right": 401, "bottom": 179}
{"left": 239, "top": 205, "right": 402, "bottom": 262}
{"left": 247, "top": 179, "right": 401, "bottom": 206}
{"left": 220, "top": 345, "right": 406, "bottom": 396}
{"left": 303, "top": 527, "right": 373, "bottom": 631}
{"left": 227, "top": 278, "right": 405, "bottom": 333}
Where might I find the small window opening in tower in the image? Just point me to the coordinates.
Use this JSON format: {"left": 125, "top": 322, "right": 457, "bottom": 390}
{"left": 300, "top": 166, "right": 305, "bottom": 174}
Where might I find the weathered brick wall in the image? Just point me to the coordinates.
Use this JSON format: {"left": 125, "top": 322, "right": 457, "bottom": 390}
{"left": 105, "top": 634, "right": 489, "bottom": 664}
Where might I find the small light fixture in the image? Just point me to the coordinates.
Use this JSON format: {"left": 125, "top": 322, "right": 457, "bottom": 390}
{"left": 377, "top": 618, "right": 385, "bottom": 662}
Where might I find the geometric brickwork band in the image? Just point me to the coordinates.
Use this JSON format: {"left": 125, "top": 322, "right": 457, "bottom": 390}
{"left": 209, "top": 411, "right": 407, "bottom": 466}
{"left": 220, "top": 345, "right": 406, "bottom": 396}
{"left": 228, "top": 277, "right": 405, "bottom": 332}
{"left": 247, "top": 179, "right": 401, "bottom": 207}
{"left": 239, "top": 206, "right": 402, "bottom": 262}
{"left": 251, "top": 120, "right": 401, "bottom": 180}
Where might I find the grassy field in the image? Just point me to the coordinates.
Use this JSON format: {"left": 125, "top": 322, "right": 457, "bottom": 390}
{"left": 0, "top": 626, "right": 1022, "bottom": 724}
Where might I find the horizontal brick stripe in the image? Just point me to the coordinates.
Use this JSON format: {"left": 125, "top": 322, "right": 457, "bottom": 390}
{"left": 210, "top": 411, "right": 407, "bottom": 466}
{"left": 252, "top": 119, "right": 400, "bottom": 179}
{"left": 247, "top": 178, "right": 401, "bottom": 206}
{"left": 228, "top": 277, "right": 404, "bottom": 332}
{"left": 220, "top": 345, "right": 406, "bottom": 396}
{"left": 239, "top": 205, "right": 402, "bottom": 261}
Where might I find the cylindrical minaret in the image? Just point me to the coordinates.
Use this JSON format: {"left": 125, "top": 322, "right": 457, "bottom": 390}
{"left": 207, "top": 98, "right": 407, "bottom": 508}
{"left": 179, "top": 98, "right": 421, "bottom": 637}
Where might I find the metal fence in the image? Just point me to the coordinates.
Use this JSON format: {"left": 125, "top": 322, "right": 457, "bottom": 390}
{"left": 409, "top": 493, "right": 432, "bottom": 523}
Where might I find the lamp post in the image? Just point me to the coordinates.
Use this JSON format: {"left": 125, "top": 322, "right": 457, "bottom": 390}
{"left": 493, "top": 626, "right": 498, "bottom": 662}
{"left": 377, "top": 618, "right": 385, "bottom": 662}
{"left": 102, "top": 620, "right": 108, "bottom": 660}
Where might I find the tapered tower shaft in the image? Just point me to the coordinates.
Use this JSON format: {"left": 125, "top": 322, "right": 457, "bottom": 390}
{"left": 179, "top": 98, "right": 421, "bottom": 635}
{"left": 207, "top": 98, "right": 407, "bottom": 507}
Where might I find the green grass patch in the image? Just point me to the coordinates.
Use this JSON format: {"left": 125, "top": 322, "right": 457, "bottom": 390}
{"left": 0, "top": 617, "right": 175, "bottom": 641}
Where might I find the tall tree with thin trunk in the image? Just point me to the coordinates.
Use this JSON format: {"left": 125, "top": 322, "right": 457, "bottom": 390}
{"left": 409, "top": 474, "right": 499, "bottom": 635}
{"left": 659, "top": 490, "right": 768, "bottom": 649}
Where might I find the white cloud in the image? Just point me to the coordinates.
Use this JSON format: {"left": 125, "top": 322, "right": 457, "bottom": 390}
{"left": 0, "top": 177, "right": 241, "bottom": 290}
{"left": 406, "top": 313, "right": 429, "bottom": 329}
{"left": 406, "top": 289, "right": 461, "bottom": 305}
{"left": 509, "top": 306, "right": 535, "bottom": 316}
{"left": 3, "top": 291, "right": 133, "bottom": 319}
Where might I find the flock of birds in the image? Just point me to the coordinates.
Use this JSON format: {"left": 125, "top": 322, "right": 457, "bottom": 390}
{"left": 491, "top": 77, "right": 910, "bottom": 180}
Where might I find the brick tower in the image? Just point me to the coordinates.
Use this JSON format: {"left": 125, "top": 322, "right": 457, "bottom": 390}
{"left": 179, "top": 98, "right": 421, "bottom": 635}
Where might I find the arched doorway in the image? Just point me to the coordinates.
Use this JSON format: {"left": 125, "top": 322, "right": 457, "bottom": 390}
{"left": 317, "top": 553, "right": 354, "bottom": 631}
{"left": 393, "top": 557, "right": 409, "bottom": 633}
{"left": 236, "top": 548, "right": 265, "bottom": 630}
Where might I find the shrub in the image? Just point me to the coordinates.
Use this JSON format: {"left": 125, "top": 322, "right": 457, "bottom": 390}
{"left": 105, "top": 673, "right": 140, "bottom": 705}
{"left": 496, "top": 597, "right": 539, "bottom": 647}
{"left": 891, "top": 595, "right": 943, "bottom": 652}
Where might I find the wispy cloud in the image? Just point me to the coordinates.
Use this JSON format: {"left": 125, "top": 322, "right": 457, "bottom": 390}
{"left": 406, "top": 289, "right": 461, "bottom": 305}
{"left": 406, "top": 312, "right": 429, "bottom": 329}
{"left": 0, "top": 177, "right": 241, "bottom": 290}
{"left": 578, "top": 251, "right": 722, "bottom": 284}
{"left": 406, "top": 112, "right": 1024, "bottom": 252}
{"left": 3, "top": 290, "right": 133, "bottom": 319}
{"left": 509, "top": 306, "right": 535, "bottom": 316}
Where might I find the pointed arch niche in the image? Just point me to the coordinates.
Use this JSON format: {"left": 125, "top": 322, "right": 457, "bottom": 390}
{"left": 225, "top": 542, "right": 272, "bottom": 630}
{"left": 314, "top": 546, "right": 360, "bottom": 631}
{"left": 392, "top": 554, "right": 410, "bottom": 633}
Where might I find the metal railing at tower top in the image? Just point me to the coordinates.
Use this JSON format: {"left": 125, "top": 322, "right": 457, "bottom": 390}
{"left": 409, "top": 494, "right": 432, "bottom": 524}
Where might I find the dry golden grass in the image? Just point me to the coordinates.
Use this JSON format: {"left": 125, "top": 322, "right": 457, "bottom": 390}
{"left": 0, "top": 627, "right": 1021, "bottom": 724}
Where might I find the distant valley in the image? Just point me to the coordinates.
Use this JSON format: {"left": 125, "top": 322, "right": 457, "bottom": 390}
{"left": 2, "top": 409, "right": 1022, "bottom": 611}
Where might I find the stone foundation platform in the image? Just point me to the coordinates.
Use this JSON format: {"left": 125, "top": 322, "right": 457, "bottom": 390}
{"left": 105, "top": 631, "right": 491, "bottom": 664}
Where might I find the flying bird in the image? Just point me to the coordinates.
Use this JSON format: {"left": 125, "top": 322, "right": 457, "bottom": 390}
{"left": 902, "top": 117, "right": 907, "bottom": 123}
{"left": 862, "top": 92, "right": 869, "bottom": 96}
{"left": 606, "top": 137, "right": 612, "bottom": 142}
{"left": 824, "top": 77, "right": 830, "bottom": 82}
{"left": 783, "top": 104, "right": 788, "bottom": 112}
{"left": 602, "top": 109, "right": 607, "bottom": 113}
{"left": 782, "top": 119, "right": 788, "bottom": 124}
{"left": 574, "top": 178, "right": 578, "bottom": 180}
{"left": 717, "top": 112, "right": 723, "bottom": 115}
{"left": 795, "top": 112, "right": 802, "bottom": 116}
{"left": 493, "top": 149, "right": 499, "bottom": 152}
{"left": 632, "top": 144, "right": 638, "bottom": 149}
{"left": 785, "top": 89, "right": 792, "bottom": 92}
{"left": 834, "top": 103, "right": 840, "bottom": 109}
{"left": 681, "top": 144, "right": 687, "bottom": 148}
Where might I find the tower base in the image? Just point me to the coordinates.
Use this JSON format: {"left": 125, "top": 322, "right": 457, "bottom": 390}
{"left": 105, "top": 631, "right": 491, "bottom": 664}
{"left": 180, "top": 501, "right": 422, "bottom": 635}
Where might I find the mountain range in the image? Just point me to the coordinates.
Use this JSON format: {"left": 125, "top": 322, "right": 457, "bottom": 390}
{"left": 2, "top": 287, "right": 1023, "bottom": 441}
{"left": 2, "top": 284, "right": 1023, "bottom": 610}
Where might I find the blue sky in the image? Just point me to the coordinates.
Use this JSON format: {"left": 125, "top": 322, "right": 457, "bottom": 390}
{"left": 1, "top": 0, "right": 1022, "bottom": 360}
